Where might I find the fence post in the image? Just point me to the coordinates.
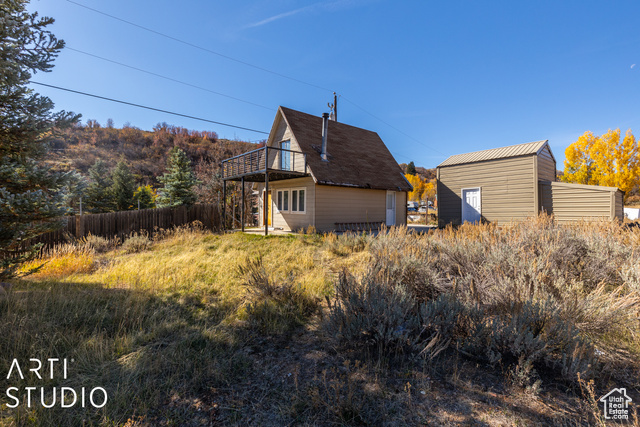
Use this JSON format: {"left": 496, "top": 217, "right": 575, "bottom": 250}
{"left": 76, "top": 214, "right": 84, "bottom": 239}
{"left": 222, "top": 180, "right": 226, "bottom": 231}
{"left": 241, "top": 177, "right": 245, "bottom": 232}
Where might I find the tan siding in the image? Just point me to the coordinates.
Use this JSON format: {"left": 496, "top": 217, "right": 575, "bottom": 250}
{"left": 539, "top": 181, "right": 619, "bottom": 222}
{"left": 315, "top": 185, "right": 386, "bottom": 232}
{"left": 257, "top": 177, "right": 315, "bottom": 231}
{"left": 272, "top": 177, "right": 316, "bottom": 231}
{"left": 270, "top": 118, "right": 300, "bottom": 151}
{"left": 439, "top": 140, "right": 548, "bottom": 167}
{"left": 395, "top": 191, "right": 407, "bottom": 226}
{"left": 533, "top": 156, "right": 539, "bottom": 214}
{"left": 437, "top": 156, "right": 536, "bottom": 225}
{"left": 537, "top": 146, "right": 556, "bottom": 182}
{"left": 268, "top": 116, "right": 307, "bottom": 173}
{"left": 615, "top": 191, "right": 624, "bottom": 219}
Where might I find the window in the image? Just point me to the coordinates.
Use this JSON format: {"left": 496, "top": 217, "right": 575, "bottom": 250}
{"left": 277, "top": 189, "right": 289, "bottom": 211}
{"left": 280, "top": 140, "right": 291, "bottom": 171}
{"left": 276, "top": 188, "right": 306, "bottom": 213}
{"left": 291, "top": 188, "right": 306, "bottom": 213}
{"left": 298, "top": 189, "right": 305, "bottom": 212}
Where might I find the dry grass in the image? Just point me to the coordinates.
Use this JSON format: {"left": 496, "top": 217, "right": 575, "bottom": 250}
{"left": 1, "top": 217, "right": 639, "bottom": 425}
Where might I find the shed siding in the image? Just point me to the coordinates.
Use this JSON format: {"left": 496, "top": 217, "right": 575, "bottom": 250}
{"left": 437, "top": 155, "right": 536, "bottom": 226}
{"left": 314, "top": 185, "right": 386, "bottom": 232}
{"left": 395, "top": 191, "right": 407, "bottom": 226}
{"left": 615, "top": 191, "right": 624, "bottom": 219}
{"left": 539, "top": 181, "right": 620, "bottom": 222}
{"left": 537, "top": 146, "right": 556, "bottom": 182}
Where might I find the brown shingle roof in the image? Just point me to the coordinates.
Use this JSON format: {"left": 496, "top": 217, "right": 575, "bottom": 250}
{"left": 279, "top": 107, "right": 412, "bottom": 191}
{"left": 438, "top": 140, "right": 550, "bottom": 167}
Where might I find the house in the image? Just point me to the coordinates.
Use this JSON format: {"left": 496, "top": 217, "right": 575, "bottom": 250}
{"left": 221, "top": 106, "right": 412, "bottom": 234}
{"left": 437, "top": 140, "right": 624, "bottom": 226}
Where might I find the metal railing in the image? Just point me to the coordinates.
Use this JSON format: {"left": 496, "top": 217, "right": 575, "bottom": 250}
{"left": 222, "top": 146, "right": 307, "bottom": 179}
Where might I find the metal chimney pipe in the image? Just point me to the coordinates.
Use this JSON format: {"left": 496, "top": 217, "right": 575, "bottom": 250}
{"left": 321, "top": 112, "right": 329, "bottom": 162}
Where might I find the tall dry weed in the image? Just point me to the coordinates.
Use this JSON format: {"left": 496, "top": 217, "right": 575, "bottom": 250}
{"left": 325, "top": 217, "right": 640, "bottom": 386}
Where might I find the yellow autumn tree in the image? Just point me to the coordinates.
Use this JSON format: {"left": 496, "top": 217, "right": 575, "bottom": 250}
{"left": 563, "top": 129, "right": 640, "bottom": 199}
{"left": 405, "top": 174, "right": 437, "bottom": 203}
{"left": 405, "top": 173, "right": 424, "bottom": 201}
{"left": 423, "top": 180, "right": 436, "bottom": 203}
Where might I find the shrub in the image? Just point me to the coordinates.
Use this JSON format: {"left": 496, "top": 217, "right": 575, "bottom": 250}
{"left": 324, "top": 218, "right": 639, "bottom": 386}
{"left": 81, "top": 234, "right": 113, "bottom": 253}
{"left": 121, "top": 233, "right": 152, "bottom": 254}
{"left": 239, "top": 257, "right": 319, "bottom": 335}
{"left": 324, "top": 232, "right": 370, "bottom": 256}
{"left": 325, "top": 266, "right": 419, "bottom": 355}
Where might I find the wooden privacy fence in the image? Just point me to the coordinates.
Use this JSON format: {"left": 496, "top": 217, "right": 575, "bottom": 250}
{"left": 35, "top": 204, "right": 220, "bottom": 246}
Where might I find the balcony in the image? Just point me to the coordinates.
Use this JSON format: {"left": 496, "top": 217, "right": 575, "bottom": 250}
{"left": 221, "top": 146, "right": 308, "bottom": 182}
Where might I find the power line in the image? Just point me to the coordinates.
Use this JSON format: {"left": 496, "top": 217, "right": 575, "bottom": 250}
{"left": 65, "top": 0, "right": 334, "bottom": 93}
{"left": 340, "top": 96, "right": 446, "bottom": 156}
{"left": 30, "top": 81, "right": 269, "bottom": 134}
{"left": 64, "top": 0, "right": 445, "bottom": 158}
{"left": 66, "top": 47, "right": 274, "bottom": 111}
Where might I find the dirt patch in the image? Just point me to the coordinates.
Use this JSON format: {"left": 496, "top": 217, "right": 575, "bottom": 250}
{"left": 203, "top": 323, "right": 602, "bottom": 426}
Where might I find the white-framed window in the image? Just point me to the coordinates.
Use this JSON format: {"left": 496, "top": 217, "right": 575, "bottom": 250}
{"left": 291, "top": 188, "right": 306, "bottom": 213}
{"left": 277, "top": 189, "right": 289, "bottom": 211}
{"left": 280, "top": 140, "right": 291, "bottom": 171}
{"left": 276, "top": 188, "right": 306, "bottom": 214}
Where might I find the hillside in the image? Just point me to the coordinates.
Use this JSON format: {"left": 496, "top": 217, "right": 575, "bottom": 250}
{"left": 46, "top": 121, "right": 260, "bottom": 186}
{"left": 399, "top": 162, "right": 436, "bottom": 181}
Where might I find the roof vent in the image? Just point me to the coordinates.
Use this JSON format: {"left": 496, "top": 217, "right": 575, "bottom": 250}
{"left": 321, "top": 112, "right": 329, "bottom": 162}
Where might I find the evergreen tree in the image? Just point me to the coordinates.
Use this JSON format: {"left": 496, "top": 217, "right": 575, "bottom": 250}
{"left": 133, "top": 185, "right": 156, "bottom": 209}
{"left": 0, "top": 0, "right": 79, "bottom": 278}
{"left": 61, "top": 171, "right": 88, "bottom": 214}
{"left": 110, "top": 161, "right": 135, "bottom": 211}
{"left": 85, "top": 159, "right": 114, "bottom": 212}
{"left": 157, "top": 147, "right": 199, "bottom": 207}
{"left": 406, "top": 161, "right": 417, "bottom": 175}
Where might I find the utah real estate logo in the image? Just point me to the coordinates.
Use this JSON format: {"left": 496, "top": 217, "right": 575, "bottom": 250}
{"left": 600, "top": 388, "right": 632, "bottom": 421}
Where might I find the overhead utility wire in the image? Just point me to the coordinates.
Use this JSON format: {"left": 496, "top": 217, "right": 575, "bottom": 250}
{"left": 65, "top": 0, "right": 334, "bottom": 93}
{"left": 30, "top": 81, "right": 269, "bottom": 134}
{"left": 66, "top": 47, "right": 273, "bottom": 111}
{"left": 340, "top": 96, "right": 446, "bottom": 156}
{"left": 65, "top": 0, "right": 444, "bottom": 157}
{"left": 69, "top": 45, "right": 445, "bottom": 157}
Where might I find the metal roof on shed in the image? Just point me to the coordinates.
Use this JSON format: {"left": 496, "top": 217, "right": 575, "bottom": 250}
{"left": 438, "top": 140, "right": 550, "bottom": 167}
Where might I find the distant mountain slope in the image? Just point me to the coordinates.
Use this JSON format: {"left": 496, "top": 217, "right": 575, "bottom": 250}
{"left": 399, "top": 163, "right": 436, "bottom": 181}
{"left": 47, "top": 121, "right": 260, "bottom": 185}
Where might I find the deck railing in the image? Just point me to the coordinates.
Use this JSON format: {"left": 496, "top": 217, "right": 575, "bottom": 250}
{"left": 222, "top": 146, "right": 307, "bottom": 179}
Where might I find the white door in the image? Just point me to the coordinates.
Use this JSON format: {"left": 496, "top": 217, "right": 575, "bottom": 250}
{"left": 386, "top": 191, "right": 396, "bottom": 226}
{"left": 461, "top": 188, "right": 481, "bottom": 223}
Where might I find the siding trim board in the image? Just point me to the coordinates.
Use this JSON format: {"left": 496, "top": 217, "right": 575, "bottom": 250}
{"left": 532, "top": 155, "right": 539, "bottom": 214}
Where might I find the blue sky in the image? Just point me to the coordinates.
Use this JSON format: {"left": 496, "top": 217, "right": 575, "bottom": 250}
{"left": 27, "top": 0, "right": 640, "bottom": 169}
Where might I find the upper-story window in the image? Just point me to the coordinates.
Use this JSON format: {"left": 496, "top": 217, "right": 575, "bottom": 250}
{"left": 280, "top": 140, "right": 291, "bottom": 171}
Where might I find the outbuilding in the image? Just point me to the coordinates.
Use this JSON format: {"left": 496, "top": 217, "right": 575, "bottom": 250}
{"left": 437, "top": 140, "right": 624, "bottom": 226}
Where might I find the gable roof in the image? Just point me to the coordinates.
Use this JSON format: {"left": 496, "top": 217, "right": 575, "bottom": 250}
{"left": 274, "top": 106, "right": 412, "bottom": 191}
{"left": 438, "top": 140, "right": 551, "bottom": 168}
